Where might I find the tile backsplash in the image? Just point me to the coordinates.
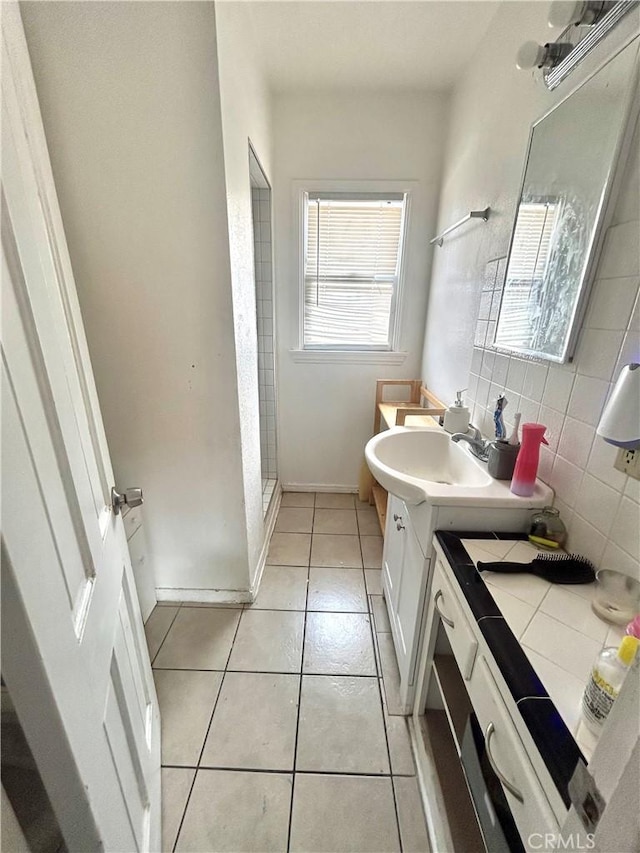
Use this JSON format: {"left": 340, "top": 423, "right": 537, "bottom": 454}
{"left": 467, "top": 215, "right": 639, "bottom": 580}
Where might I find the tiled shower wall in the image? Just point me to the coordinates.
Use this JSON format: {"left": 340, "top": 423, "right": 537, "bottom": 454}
{"left": 466, "top": 168, "right": 639, "bottom": 580}
{"left": 251, "top": 186, "right": 277, "bottom": 482}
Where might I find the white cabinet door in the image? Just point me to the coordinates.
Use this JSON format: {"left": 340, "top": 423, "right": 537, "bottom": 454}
{"left": 1, "top": 9, "right": 160, "bottom": 850}
{"left": 395, "top": 520, "right": 429, "bottom": 689}
{"left": 383, "top": 494, "right": 406, "bottom": 610}
{"left": 382, "top": 496, "right": 430, "bottom": 707}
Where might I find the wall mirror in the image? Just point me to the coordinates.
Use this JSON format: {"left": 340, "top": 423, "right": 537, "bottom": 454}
{"left": 494, "top": 36, "right": 639, "bottom": 363}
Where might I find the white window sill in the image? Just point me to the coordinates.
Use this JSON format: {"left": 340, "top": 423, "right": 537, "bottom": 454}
{"left": 289, "top": 349, "right": 408, "bottom": 365}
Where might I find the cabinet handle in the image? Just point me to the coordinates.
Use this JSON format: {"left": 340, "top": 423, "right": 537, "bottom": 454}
{"left": 393, "top": 513, "right": 402, "bottom": 522}
{"left": 485, "top": 722, "right": 524, "bottom": 803}
{"left": 396, "top": 521, "right": 405, "bottom": 531}
{"left": 434, "top": 590, "right": 454, "bottom": 628}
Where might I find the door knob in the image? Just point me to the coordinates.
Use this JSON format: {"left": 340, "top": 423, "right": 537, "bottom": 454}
{"left": 111, "top": 486, "right": 143, "bottom": 515}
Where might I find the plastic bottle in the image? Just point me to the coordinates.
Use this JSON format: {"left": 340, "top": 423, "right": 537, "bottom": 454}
{"left": 510, "top": 423, "right": 548, "bottom": 497}
{"left": 582, "top": 636, "right": 639, "bottom": 735}
{"left": 443, "top": 389, "right": 470, "bottom": 435}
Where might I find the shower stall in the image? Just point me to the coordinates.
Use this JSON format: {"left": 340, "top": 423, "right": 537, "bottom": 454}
{"left": 249, "top": 146, "right": 278, "bottom": 517}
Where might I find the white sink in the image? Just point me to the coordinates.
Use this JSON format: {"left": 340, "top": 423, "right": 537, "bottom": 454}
{"left": 365, "top": 426, "right": 553, "bottom": 507}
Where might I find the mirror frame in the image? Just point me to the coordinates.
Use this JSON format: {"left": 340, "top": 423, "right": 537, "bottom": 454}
{"left": 493, "top": 35, "right": 640, "bottom": 364}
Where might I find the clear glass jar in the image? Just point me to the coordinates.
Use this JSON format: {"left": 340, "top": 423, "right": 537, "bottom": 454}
{"left": 529, "top": 506, "right": 567, "bottom": 548}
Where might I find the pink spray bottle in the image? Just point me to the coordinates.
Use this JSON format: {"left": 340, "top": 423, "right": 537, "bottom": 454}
{"left": 510, "top": 423, "right": 548, "bottom": 497}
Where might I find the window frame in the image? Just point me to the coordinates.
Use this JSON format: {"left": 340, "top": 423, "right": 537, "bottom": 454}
{"left": 294, "top": 181, "right": 413, "bottom": 359}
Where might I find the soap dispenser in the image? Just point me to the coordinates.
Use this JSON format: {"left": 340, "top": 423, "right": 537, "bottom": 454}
{"left": 443, "top": 389, "right": 470, "bottom": 435}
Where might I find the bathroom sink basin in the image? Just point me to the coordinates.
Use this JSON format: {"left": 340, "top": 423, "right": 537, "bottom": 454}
{"left": 365, "top": 427, "right": 552, "bottom": 507}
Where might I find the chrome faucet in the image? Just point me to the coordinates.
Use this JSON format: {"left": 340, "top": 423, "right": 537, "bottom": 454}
{"left": 451, "top": 425, "right": 490, "bottom": 462}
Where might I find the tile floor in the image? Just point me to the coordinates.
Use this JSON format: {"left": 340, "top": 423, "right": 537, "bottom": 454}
{"left": 145, "top": 492, "right": 430, "bottom": 853}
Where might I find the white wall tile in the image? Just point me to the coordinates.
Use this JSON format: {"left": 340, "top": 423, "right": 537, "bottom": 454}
{"left": 492, "top": 353, "right": 509, "bottom": 386}
{"left": 586, "top": 439, "right": 627, "bottom": 493}
{"left": 585, "top": 277, "right": 639, "bottom": 331}
{"left": 609, "top": 496, "right": 640, "bottom": 561}
{"left": 506, "top": 358, "right": 527, "bottom": 396}
{"left": 539, "top": 405, "right": 565, "bottom": 453}
{"left": 574, "top": 473, "right": 621, "bottom": 537}
{"left": 542, "top": 367, "right": 575, "bottom": 412}
{"left": 568, "top": 374, "right": 610, "bottom": 426}
{"left": 566, "top": 512, "right": 607, "bottom": 568}
{"left": 625, "top": 475, "right": 640, "bottom": 504}
{"left": 557, "top": 418, "right": 595, "bottom": 470}
{"left": 551, "top": 456, "right": 583, "bottom": 508}
{"left": 471, "top": 347, "right": 483, "bottom": 374}
{"left": 602, "top": 540, "right": 640, "bottom": 582}
{"left": 575, "top": 328, "right": 624, "bottom": 381}
{"left": 523, "top": 361, "right": 548, "bottom": 403}
{"left": 597, "top": 220, "right": 640, "bottom": 279}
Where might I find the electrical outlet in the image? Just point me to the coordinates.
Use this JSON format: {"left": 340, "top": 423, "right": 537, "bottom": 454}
{"left": 614, "top": 447, "right": 640, "bottom": 480}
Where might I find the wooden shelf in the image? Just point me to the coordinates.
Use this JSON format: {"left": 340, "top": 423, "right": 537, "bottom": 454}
{"left": 371, "top": 483, "right": 388, "bottom": 535}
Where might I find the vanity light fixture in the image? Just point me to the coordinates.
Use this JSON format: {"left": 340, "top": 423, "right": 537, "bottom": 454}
{"left": 516, "top": 40, "right": 574, "bottom": 71}
{"left": 517, "top": 0, "right": 638, "bottom": 88}
{"left": 596, "top": 363, "right": 640, "bottom": 449}
{"left": 548, "top": 1, "right": 616, "bottom": 29}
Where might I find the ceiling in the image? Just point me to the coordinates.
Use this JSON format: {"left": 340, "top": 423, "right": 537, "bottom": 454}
{"left": 242, "top": 0, "right": 502, "bottom": 93}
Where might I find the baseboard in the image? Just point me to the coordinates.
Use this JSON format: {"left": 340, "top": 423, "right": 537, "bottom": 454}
{"left": 156, "top": 588, "right": 252, "bottom": 605}
{"left": 282, "top": 483, "right": 358, "bottom": 493}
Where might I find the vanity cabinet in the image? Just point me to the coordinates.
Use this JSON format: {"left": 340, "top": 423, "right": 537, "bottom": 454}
{"left": 382, "top": 495, "right": 430, "bottom": 704}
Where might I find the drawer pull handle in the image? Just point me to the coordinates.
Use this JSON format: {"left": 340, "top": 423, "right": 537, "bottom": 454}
{"left": 396, "top": 521, "right": 405, "bottom": 531}
{"left": 434, "top": 590, "right": 454, "bottom": 628}
{"left": 485, "top": 722, "right": 524, "bottom": 803}
{"left": 393, "top": 513, "right": 402, "bottom": 522}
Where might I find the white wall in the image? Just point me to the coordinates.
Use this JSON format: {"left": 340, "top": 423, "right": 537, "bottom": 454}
{"left": 21, "top": 2, "right": 253, "bottom": 596}
{"left": 215, "top": 2, "right": 274, "bottom": 586}
{"left": 273, "top": 92, "right": 448, "bottom": 489}
{"left": 421, "top": 3, "right": 640, "bottom": 578}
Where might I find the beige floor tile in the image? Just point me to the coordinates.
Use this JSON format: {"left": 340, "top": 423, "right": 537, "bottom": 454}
{"left": 307, "top": 567, "right": 367, "bottom": 612}
{"left": 228, "top": 610, "right": 304, "bottom": 673}
{"left": 393, "top": 776, "right": 431, "bottom": 852}
{"left": 303, "top": 612, "right": 376, "bottom": 675}
{"left": 145, "top": 605, "right": 179, "bottom": 662}
{"left": 154, "top": 670, "right": 223, "bottom": 765}
{"left": 161, "top": 767, "right": 194, "bottom": 852}
{"left": 281, "top": 491, "right": 315, "bottom": 507}
{"left": 383, "top": 689, "right": 415, "bottom": 775}
{"left": 296, "top": 675, "right": 389, "bottom": 774}
{"left": 176, "top": 769, "right": 292, "bottom": 852}
{"left": 153, "top": 607, "right": 241, "bottom": 670}
{"left": 357, "top": 509, "right": 383, "bottom": 536}
{"left": 275, "top": 507, "right": 314, "bottom": 533}
{"left": 361, "top": 535, "right": 383, "bottom": 568}
{"left": 250, "top": 565, "right": 308, "bottom": 610}
{"left": 268, "top": 532, "right": 312, "bottom": 566}
{"left": 289, "top": 775, "right": 400, "bottom": 853}
{"left": 310, "top": 534, "right": 362, "bottom": 568}
{"left": 201, "top": 672, "right": 299, "bottom": 771}
{"left": 314, "top": 492, "right": 356, "bottom": 509}
{"left": 365, "top": 568, "right": 383, "bottom": 596}
{"left": 313, "top": 508, "right": 358, "bottom": 535}
{"left": 378, "top": 632, "right": 404, "bottom": 715}
{"left": 371, "top": 594, "right": 392, "bottom": 632}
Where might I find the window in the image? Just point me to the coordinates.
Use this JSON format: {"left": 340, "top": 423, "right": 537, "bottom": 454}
{"left": 302, "top": 192, "right": 407, "bottom": 350}
{"left": 495, "top": 198, "right": 560, "bottom": 349}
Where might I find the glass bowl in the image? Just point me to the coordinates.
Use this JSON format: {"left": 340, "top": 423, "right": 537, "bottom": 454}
{"left": 592, "top": 570, "right": 640, "bottom": 626}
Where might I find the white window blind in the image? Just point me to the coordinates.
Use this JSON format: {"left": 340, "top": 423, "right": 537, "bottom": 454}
{"left": 496, "top": 200, "right": 559, "bottom": 348}
{"left": 303, "top": 193, "right": 406, "bottom": 349}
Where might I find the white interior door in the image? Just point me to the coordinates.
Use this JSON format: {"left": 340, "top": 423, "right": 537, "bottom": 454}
{"left": 1, "top": 6, "right": 160, "bottom": 851}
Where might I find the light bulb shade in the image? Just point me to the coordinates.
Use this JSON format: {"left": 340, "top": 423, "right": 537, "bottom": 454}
{"left": 597, "top": 363, "right": 640, "bottom": 449}
{"left": 548, "top": 1, "right": 585, "bottom": 28}
{"left": 516, "top": 41, "right": 547, "bottom": 70}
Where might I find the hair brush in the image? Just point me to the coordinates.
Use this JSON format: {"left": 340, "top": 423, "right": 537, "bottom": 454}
{"left": 476, "top": 552, "right": 596, "bottom": 584}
